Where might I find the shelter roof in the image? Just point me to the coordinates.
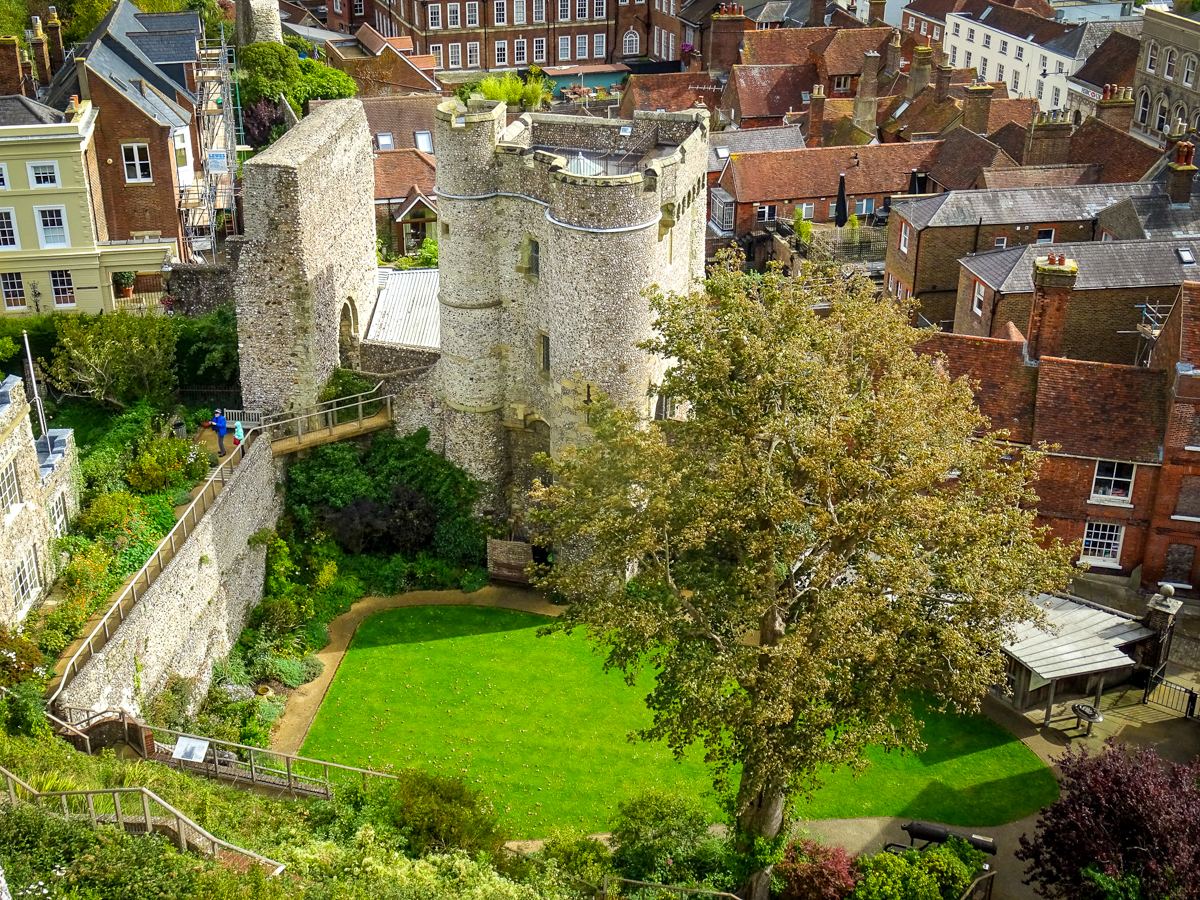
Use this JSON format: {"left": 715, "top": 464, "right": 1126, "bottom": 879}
{"left": 1004, "top": 595, "right": 1154, "bottom": 681}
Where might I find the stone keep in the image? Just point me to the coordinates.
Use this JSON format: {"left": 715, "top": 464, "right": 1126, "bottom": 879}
{"left": 433, "top": 99, "right": 708, "bottom": 513}
{"left": 236, "top": 99, "right": 376, "bottom": 415}
{"left": 236, "top": 0, "right": 283, "bottom": 47}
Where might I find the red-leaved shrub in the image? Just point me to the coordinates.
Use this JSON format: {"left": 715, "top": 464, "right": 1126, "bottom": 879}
{"left": 776, "top": 838, "right": 857, "bottom": 900}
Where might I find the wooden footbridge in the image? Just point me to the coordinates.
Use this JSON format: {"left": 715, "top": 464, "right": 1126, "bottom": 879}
{"left": 260, "top": 386, "right": 396, "bottom": 456}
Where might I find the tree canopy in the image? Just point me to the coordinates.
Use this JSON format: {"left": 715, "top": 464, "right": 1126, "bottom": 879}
{"left": 45, "top": 312, "right": 177, "bottom": 409}
{"left": 530, "top": 251, "right": 1075, "bottom": 898}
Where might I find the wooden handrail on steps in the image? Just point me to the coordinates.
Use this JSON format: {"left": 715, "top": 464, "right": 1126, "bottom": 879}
{"left": 0, "top": 763, "right": 285, "bottom": 876}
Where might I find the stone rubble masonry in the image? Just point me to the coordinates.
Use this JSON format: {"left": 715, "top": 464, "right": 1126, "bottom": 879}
{"left": 236, "top": 0, "right": 283, "bottom": 47}
{"left": 433, "top": 99, "right": 708, "bottom": 515}
{"left": 235, "top": 99, "right": 377, "bottom": 416}
{"left": 57, "top": 437, "right": 283, "bottom": 716}
{"left": 167, "top": 263, "right": 235, "bottom": 316}
{"left": 0, "top": 376, "right": 78, "bottom": 628}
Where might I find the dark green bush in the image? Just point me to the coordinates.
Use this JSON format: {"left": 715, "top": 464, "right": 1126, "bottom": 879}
{"left": 0, "top": 679, "right": 51, "bottom": 737}
{"left": 367, "top": 767, "right": 508, "bottom": 857}
{"left": 537, "top": 828, "right": 615, "bottom": 886}
{"left": 0, "top": 627, "right": 44, "bottom": 686}
{"left": 611, "top": 788, "right": 713, "bottom": 882}
{"left": 174, "top": 303, "right": 239, "bottom": 388}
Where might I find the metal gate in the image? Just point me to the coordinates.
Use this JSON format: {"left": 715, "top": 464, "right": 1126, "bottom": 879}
{"left": 1143, "top": 666, "right": 1199, "bottom": 717}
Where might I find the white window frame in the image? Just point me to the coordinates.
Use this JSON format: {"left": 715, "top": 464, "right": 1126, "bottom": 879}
{"left": 1, "top": 272, "right": 24, "bottom": 309}
{"left": 415, "top": 131, "right": 433, "bottom": 153}
{"left": 10, "top": 543, "right": 38, "bottom": 616}
{"left": 712, "top": 193, "right": 734, "bottom": 232}
{"left": 654, "top": 25, "right": 661, "bottom": 57}
{"left": 799, "top": 201, "right": 814, "bottom": 220}
{"left": 833, "top": 74, "right": 850, "bottom": 91}
{"left": 577, "top": 0, "right": 587, "bottom": 17}
{"left": 448, "top": 42, "right": 461, "bottom": 67}
{"left": 26, "top": 160, "right": 60, "bottom": 189}
{"left": 1186, "top": 56, "right": 1197, "bottom": 88}
{"left": 1015, "top": 45, "right": 1023, "bottom": 61}
{"left": 999, "top": 39, "right": 1007, "bottom": 55}
{"left": 1081, "top": 521, "right": 1125, "bottom": 568}
{"left": 428, "top": 3, "right": 442, "bottom": 26}
{"left": 559, "top": 34, "right": 571, "bottom": 59}
{"left": 495, "top": 0, "right": 507, "bottom": 22}
{"left": 430, "top": 43, "right": 443, "bottom": 66}
{"left": 920, "top": 20, "right": 927, "bottom": 34}
{"left": 559, "top": 0, "right": 569, "bottom": 18}
{"left": 967, "top": 27, "right": 974, "bottom": 41}
{"left": 1011, "top": 70, "right": 1019, "bottom": 91}
{"left": 533, "top": 36, "right": 546, "bottom": 60}
{"left": 899, "top": 221, "right": 910, "bottom": 253}
{"left": 514, "top": 0, "right": 526, "bottom": 22}
{"left": 982, "top": 32, "right": 990, "bottom": 48}
{"left": 1091, "top": 460, "right": 1135, "bottom": 505}
{"left": 756, "top": 203, "right": 777, "bottom": 222}
{"left": 0, "top": 208, "right": 19, "bottom": 250}
{"left": 594, "top": 32, "right": 604, "bottom": 57}
{"left": 972, "top": 279, "right": 984, "bottom": 316}
{"left": 577, "top": 33, "right": 588, "bottom": 58}
{"left": 354, "top": 0, "right": 364, "bottom": 14}
{"left": 0, "top": 456, "right": 18, "bottom": 509}
{"left": 34, "top": 205, "right": 69, "bottom": 249}
{"left": 466, "top": 0, "right": 479, "bottom": 22}
{"left": 594, "top": 0, "right": 604, "bottom": 16}
{"left": 377, "top": 132, "right": 395, "bottom": 149}
{"left": 932, "top": 26, "right": 940, "bottom": 39}
{"left": 495, "top": 39, "right": 508, "bottom": 65}
{"left": 1036, "top": 228, "right": 1054, "bottom": 243}
{"left": 623, "top": 28, "right": 637, "bottom": 55}
{"left": 952, "top": 21, "right": 959, "bottom": 35}
{"left": 1051, "top": 86, "right": 1060, "bottom": 107}
{"left": 447, "top": 2, "right": 460, "bottom": 25}
{"left": 993, "top": 236, "right": 1007, "bottom": 249}
{"left": 0, "top": 163, "right": 9, "bottom": 190}
{"left": 854, "top": 197, "right": 874, "bottom": 216}
{"left": 50, "top": 490, "right": 68, "bottom": 538}
{"left": 533, "top": 0, "right": 544, "bottom": 20}
{"left": 49, "top": 269, "right": 74, "bottom": 307}
{"left": 467, "top": 40, "right": 480, "bottom": 66}
{"left": 515, "top": 38, "right": 527, "bottom": 62}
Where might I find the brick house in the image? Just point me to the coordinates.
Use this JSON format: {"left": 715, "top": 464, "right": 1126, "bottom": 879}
{"left": 617, "top": 71, "right": 723, "bottom": 118}
{"left": 38, "top": 1, "right": 203, "bottom": 245}
{"left": 325, "top": 24, "right": 442, "bottom": 94}
{"left": 886, "top": 181, "right": 1168, "bottom": 328}
{"left": 711, "top": 140, "right": 942, "bottom": 238}
{"left": 921, "top": 258, "right": 1200, "bottom": 592}
{"left": 1065, "top": 28, "right": 1141, "bottom": 126}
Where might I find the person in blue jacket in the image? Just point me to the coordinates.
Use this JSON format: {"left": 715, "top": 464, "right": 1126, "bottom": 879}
{"left": 212, "top": 409, "right": 228, "bottom": 457}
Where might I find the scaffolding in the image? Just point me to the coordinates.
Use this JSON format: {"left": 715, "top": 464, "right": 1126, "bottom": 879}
{"left": 1134, "top": 299, "right": 1175, "bottom": 367}
{"left": 180, "top": 27, "right": 242, "bottom": 263}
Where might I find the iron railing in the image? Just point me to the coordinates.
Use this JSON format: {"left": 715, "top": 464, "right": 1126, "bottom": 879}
{"left": 957, "top": 870, "right": 995, "bottom": 900}
{"left": 0, "top": 764, "right": 284, "bottom": 875}
{"left": 1143, "top": 664, "right": 1198, "bottom": 717}
{"left": 46, "top": 435, "right": 262, "bottom": 709}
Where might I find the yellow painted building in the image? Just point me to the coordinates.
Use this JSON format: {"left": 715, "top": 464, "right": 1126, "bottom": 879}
{"left": 0, "top": 95, "right": 177, "bottom": 316}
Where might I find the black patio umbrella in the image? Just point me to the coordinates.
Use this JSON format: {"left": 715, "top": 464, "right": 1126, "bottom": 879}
{"left": 834, "top": 172, "right": 848, "bottom": 227}
{"left": 908, "top": 167, "right": 920, "bottom": 195}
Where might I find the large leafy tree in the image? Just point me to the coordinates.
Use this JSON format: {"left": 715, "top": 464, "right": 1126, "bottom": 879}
{"left": 530, "top": 251, "right": 1075, "bottom": 899}
{"left": 45, "top": 312, "right": 176, "bottom": 409}
{"left": 1018, "top": 742, "right": 1200, "bottom": 900}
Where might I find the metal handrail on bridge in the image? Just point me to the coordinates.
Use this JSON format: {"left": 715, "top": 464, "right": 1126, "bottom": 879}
{"left": 260, "top": 384, "right": 394, "bottom": 444}
{"left": 0, "top": 764, "right": 285, "bottom": 876}
{"left": 47, "top": 433, "right": 262, "bottom": 710}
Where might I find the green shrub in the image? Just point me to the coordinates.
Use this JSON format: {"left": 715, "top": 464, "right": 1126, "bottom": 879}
{"left": 851, "top": 851, "right": 940, "bottom": 900}
{"left": 80, "top": 444, "right": 130, "bottom": 497}
{"left": 610, "top": 788, "right": 713, "bottom": 882}
{"left": 304, "top": 619, "right": 330, "bottom": 650}
{"left": 124, "top": 436, "right": 209, "bottom": 493}
{"left": 78, "top": 490, "right": 147, "bottom": 537}
{"left": 319, "top": 366, "right": 376, "bottom": 404}
{"left": 367, "top": 768, "right": 509, "bottom": 857}
{"left": 302, "top": 654, "right": 325, "bottom": 683}
{"left": 459, "top": 565, "right": 490, "bottom": 593}
{"left": 144, "top": 674, "right": 194, "bottom": 729}
{"left": 0, "top": 679, "right": 51, "bottom": 738}
{"left": 0, "top": 627, "right": 44, "bottom": 686}
{"left": 271, "top": 656, "right": 307, "bottom": 688}
{"left": 537, "top": 828, "right": 615, "bottom": 886}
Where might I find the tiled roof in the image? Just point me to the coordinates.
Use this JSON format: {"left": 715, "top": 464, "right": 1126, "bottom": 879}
{"left": 920, "top": 331, "right": 1037, "bottom": 441}
{"left": 708, "top": 125, "right": 808, "bottom": 171}
{"left": 960, "top": 238, "right": 1200, "bottom": 292}
{"left": 1118, "top": 194, "right": 1200, "bottom": 240}
{"left": 739, "top": 26, "right": 838, "bottom": 64}
{"left": 1042, "top": 19, "right": 1129, "bottom": 61}
{"left": 618, "top": 72, "right": 722, "bottom": 118}
{"left": 824, "top": 115, "right": 874, "bottom": 145}
{"left": 946, "top": 78, "right": 1007, "bottom": 100}
{"left": 1069, "top": 29, "right": 1141, "bottom": 90}
{"left": 810, "top": 26, "right": 893, "bottom": 75}
{"left": 988, "top": 120, "right": 1028, "bottom": 162}
{"left": 882, "top": 88, "right": 961, "bottom": 136}
{"left": 953, "top": 0, "right": 1073, "bottom": 46}
{"left": 127, "top": 29, "right": 198, "bottom": 63}
{"left": 725, "top": 141, "right": 944, "bottom": 203}
{"left": 1065, "top": 117, "right": 1161, "bottom": 183}
{"left": 893, "top": 180, "right": 1160, "bottom": 229}
{"left": 315, "top": 94, "right": 440, "bottom": 148}
{"left": 928, "top": 126, "right": 1015, "bottom": 189}
{"left": 0, "top": 96, "right": 64, "bottom": 126}
{"left": 133, "top": 10, "right": 201, "bottom": 35}
{"left": 726, "top": 64, "right": 818, "bottom": 118}
{"left": 407, "top": 54, "right": 437, "bottom": 70}
{"left": 373, "top": 148, "right": 436, "bottom": 201}
{"left": 979, "top": 163, "right": 1101, "bottom": 188}
{"left": 385, "top": 35, "right": 415, "bottom": 52}
{"left": 985, "top": 98, "right": 1039, "bottom": 134}
{"left": 902, "top": 0, "right": 1055, "bottom": 25}
{"left": 1033, "top": 357, "right": 1166, "bottom": 462}
{"left": 757, "top": 0, "right": 792, "bottom": 22}
{"left": 355, "top": 23, "right": 391, "bottom": 55}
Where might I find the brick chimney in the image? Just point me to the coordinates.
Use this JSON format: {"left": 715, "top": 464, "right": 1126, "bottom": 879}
{"left": 1167, "top": 141, "right": 1197, "bottom": 205}
{"left": 710, "top": 4, "right": 753, "bottom": 75}
{"left": 46, "top": 6, "right": 63, "bottom": 76}
{"left": 1024, "top": 109, "right": 1074, "bottom": 166}
{"left": 19, "top": 50, "right": 33, "bottom": 95}
{"left": 868, "top": 0, "right": 886, "bottom": 23}
{"left": 885, "top": 29, "right": 901, "bottom": 75}
{"left": 809, "top": 83, "right": 825, "bottom": 146}
{"left": 808, "top": 0, "right": 825, "bottom": 28}
{"left": 1026, "top": 253, "right": 1078, "bottom": 361}
{"left": 853, "top": 50, "right": 881, "bottom": 134}
{"left": 907, "top": 45, "right": 933, "bottom": 99}
{"left": 1094, "top": 84, "right": 1134, "bottom": 132}
{"left": 962, "top": 81, "right": 995, "bottom": 133}
{"left": 931, "top": 63, "right": 951, "bottom": 103}
{"left": 29, "top": 17, "right": 50, "bottom": 87}
{"left": 0, "top": 37, "right": 23, "bottom": 97}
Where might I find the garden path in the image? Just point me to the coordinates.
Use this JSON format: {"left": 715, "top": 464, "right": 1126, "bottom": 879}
{"left": 270, "top": 586, "right": 561, "bottom": 755}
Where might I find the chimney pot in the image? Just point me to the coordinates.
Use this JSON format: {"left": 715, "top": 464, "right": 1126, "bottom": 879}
{"left": 1027, "top": 255, "right": 1078, "bottom": 360}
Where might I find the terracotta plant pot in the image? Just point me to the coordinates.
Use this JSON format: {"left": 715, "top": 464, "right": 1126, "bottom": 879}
{"left": 121, "top": 285, "right": 134, "bottom": 298}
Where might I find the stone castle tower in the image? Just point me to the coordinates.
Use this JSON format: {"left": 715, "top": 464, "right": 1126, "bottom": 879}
{"left": 432, "top": 98, "right": 709, "bottom": 513}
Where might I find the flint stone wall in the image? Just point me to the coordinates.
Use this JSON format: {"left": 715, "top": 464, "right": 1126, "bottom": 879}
{"left": 56, "top": 438, "right": 283, "bottom": 716}
{"left": 167, "top": 263, "right": 234, "bottom": 317}
{"left": 236, "top": 0, "right": 283, "bottom": 46}
{"left": 236, "top": 99, "right": 377, "bottom": 416}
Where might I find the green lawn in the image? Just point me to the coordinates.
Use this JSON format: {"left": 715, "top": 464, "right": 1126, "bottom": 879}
{"left": 302, "top": 606, "right": 1057, "bottom": 836}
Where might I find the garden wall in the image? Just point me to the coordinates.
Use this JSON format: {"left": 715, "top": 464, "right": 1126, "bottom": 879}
{"left": 167, "top": 263, "right": 235, "bottom": 317}
{"left": 57, "top": 438, "right": 284, "bottom": 716}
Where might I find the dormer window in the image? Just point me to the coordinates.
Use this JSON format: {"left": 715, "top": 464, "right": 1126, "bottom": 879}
{"left": 833, "top": 75, "right": 851, "bottom": 92}
{"left": 414, "top": 131, "right": 433, "bottom": 153}
{"left": 377, "top": 132, "right": 394, "bottom": 150}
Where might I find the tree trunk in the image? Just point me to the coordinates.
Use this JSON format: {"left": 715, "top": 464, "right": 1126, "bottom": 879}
{"left": 735, "top": 766, "right": 787, "bottom": 900}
